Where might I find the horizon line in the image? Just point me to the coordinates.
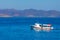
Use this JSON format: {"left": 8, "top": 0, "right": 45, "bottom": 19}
{"left": 0, "top": 8, "right": 59, "bottom": 11}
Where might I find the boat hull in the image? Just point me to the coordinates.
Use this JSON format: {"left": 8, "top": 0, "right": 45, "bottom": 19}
{"left": 32, "top": 26, "right": 53, "bottom": 32}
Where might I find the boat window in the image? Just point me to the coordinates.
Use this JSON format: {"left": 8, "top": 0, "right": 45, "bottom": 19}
{"left": 43, "top": 26, "right": 51, "bottom": 27}
{"left": 40, "top": 25, "right": 42, "bottom": 26}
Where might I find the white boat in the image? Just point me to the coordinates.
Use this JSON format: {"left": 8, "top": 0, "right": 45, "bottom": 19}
{"left": 31, "top": 23, "right": 53, "bottom": 32}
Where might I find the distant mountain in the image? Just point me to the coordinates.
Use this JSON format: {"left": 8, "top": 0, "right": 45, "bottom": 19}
{"left": 0, "top": 9, "right": 60, "bottom": 17}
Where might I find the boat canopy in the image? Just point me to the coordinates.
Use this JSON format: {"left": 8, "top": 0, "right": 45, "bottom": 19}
{"left": 43, "top": 24, "right": 51, "bottom": 27}
{"left": 34, "top": 23, "right": 51, "bottom": 27}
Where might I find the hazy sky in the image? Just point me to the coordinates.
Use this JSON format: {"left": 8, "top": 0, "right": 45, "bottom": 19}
{"left": 0, "top": 0, "right": 60, "bottom": 10}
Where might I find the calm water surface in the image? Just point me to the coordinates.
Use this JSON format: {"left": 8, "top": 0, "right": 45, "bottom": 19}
{"left": 0, "top": 17, "right": 60, "bottom": 40}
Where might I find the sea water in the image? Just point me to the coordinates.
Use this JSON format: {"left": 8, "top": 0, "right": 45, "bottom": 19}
{"left": 0, "top": 17, "right": 60, "bottom": 40}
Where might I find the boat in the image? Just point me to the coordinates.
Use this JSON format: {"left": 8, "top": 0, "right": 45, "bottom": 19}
{"left": 31, "top": 23, "right": 53, "bottom": 32}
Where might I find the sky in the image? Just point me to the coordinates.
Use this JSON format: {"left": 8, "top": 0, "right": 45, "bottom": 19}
{"left": 0, "top": 0, "right": 60, "bottom": 11}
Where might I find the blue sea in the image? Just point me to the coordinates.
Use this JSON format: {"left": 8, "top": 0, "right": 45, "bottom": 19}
{"left": 0, "top": 17, "right": 60, "bottom": 40}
